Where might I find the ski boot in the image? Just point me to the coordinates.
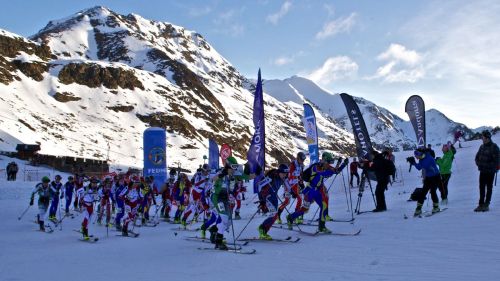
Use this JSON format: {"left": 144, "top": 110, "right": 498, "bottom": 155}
{"left": 97, "top": 217, "right": 102, "bottom": 225}
{"left": 482, "top": 203, "right": 490, "bottom": 212}
{"left": 81, "top": 227, "right": 89, "bottom": 240}
{"left": 200, "top": 227, "right": 207, "bottom": 239}
{"left": 181, "top": 219, "right": 187, "bottom": 229}
{"left": 441, "top": 198, "right": 448, "bottom": 206}
{"left": 215, "top": 233, "right": 228, "bottom": 250}
{"left": 474, "top": 204, "right": 484, "bottom": 212}
{"left": 414, "top": 203, "right": 423, "bottom": 217}
{"left": 325, "top": 215, "right": 333, "bottom": 221}
{"left": 234, "top": 211, "right": 241, "bottom": 220}
{"left": 286, "top": 214, "right": 293, "bottom": 230}
{"left": 115, "top": 223, "right": 122, "bottom": 231}
{"left": 122, "top": 227, "right": 129, "bottom": 237}
{"left": 432, "top": 203, "right": 440, "bottom": 213}
{"left": 39, "top": 220, "right": 45, "bottom": 231}
{"left": 318, "top": 221, "right": 331, "bottom": 234}
{"left": 49, "top": 215, "right": 57, "bottom": 222}
{"left": 296, "top": 215, "right": 303, "bottom": 224}
{"left": 209, "top": 225, "right": 218, "bottom": 244}
{"left": 276, "top": 217, "right": 282, "bottom": 225}
{"left": 258, "top": 225, "right": 272, "bottom": 240}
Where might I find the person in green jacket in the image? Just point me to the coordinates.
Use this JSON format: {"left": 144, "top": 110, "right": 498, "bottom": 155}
{"left": 436, "top": 143, "right": 455, "bottom": 205}
{"left": 210, "top": 156, "right": 257, "bottom": 250}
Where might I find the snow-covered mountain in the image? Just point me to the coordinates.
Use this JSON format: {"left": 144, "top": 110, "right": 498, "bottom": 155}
{"left": 264, "top": 75, "right": 476, "bottom": 150}
{"left": 0, "top": 6, "right": 353, "bottom": 171}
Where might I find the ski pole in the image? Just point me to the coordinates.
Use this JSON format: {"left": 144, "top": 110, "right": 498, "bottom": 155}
{"left": 234, "top": 207, "right": 260, "bottom": 241}
{"left": 341, "top": 169, "right": 350, "bottom": 212}
{"left": 18, "top": 205, "right": 31, "bottom": 221}
{"left": 346, "top": 169, "right": 355, "bottom": 222}
{"left": 495, "top": 170, "right": 498, "bottom": 186}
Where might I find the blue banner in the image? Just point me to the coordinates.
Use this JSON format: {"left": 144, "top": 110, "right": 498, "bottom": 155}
{"left": 303, "top": 103, "right": 319, "bottom": 165}
{"left": 246, "top": 69, "right": 265, "bottom": 193}
{"left": 143, "top": 127, "right": 167, "bottom": 192}
{"left": 208, "top": 139, "right": 219, "bottom": 171}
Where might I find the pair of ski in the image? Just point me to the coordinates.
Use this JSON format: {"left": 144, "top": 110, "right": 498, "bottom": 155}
{"left": 271, "top": 225, "right": 362, "bottom": 236}
{"left": 415, "top": 207, "right": 448, "bottom": 218}
{"left": 73, "top": 229, "right": 99, "bottom": 242}
{"left": 186, "top": 236, "right": 256, "bottom": 255}
{"left": 33, "top": 220, "right": 55, "bottom": 233}
{"left": 302, "top": 218, "right": 355, "bottom": 225}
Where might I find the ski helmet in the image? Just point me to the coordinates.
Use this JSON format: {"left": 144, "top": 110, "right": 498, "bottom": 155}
{"left": 321, "top": 152, "right": 334, "bottom": 163}
{"left": 297, "top": 152, "right": 307, "bottom": 161}
{"left": 42, "top": 176, "right": 50, "bottom": 183}
{"left": 55, "top": 175, "right": 62, "bottom": 180}
{"left": 68, "top": 176, "right": 74, "bottom": 181}
{"left": 278, "top": 164, "right": 289, "bottom": 174}
{"left": 226, "top": 157, "right": 238, "bottom": 165}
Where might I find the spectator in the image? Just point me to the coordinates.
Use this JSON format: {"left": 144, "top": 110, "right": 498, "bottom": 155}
{"left": 369, "top": 150, "right": 395, "bottom": 212}
{"left": 474, "top": 130, "right": 499, "bottom": 212}
{"left": 10, "top": 162, "right": 18, "bottom": 181}
{"left": 454, "top": 130, "right": 463, "bottom": 148}
{"left": 427, "top": 144, "right": 436, "bottom": 159}
{"left": 436, "top": 144, "right": 455, "bottom": 205}
{"left": 6, "top": 162, "right": 12, "bottom": 181}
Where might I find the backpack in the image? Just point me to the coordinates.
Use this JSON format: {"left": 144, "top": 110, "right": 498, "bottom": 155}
{"left": 302, "top": 163, "right": 318, "bottom": 183}
{"left": 409, "top": 188, "right": 422, "bottom": 201}
{"left": 386, "top": 159, "right": 396, "bottom": 176}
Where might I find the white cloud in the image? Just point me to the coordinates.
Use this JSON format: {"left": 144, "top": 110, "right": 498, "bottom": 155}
{"left": 370, "top": 43, "right": 425, "bottom": 83}
{"left": 273, "top": 56, "right": 294, "bottom": 66}
{"left": 271, "top": 51, "right": 305, "bottom": 66}
{"left": 188, "top": 6, "right": 212, "bottom": 17}
{"left": 266, "top": 1, "right": 292, "bottom": 25}
{"left": 306, "top": 56, "right": 359, "bottom": 86}
{"left": 315, "top": 13, "right": 357, "bottom": 40}
{"left": 212, "top": 9, "right": 245, "bottom": 37}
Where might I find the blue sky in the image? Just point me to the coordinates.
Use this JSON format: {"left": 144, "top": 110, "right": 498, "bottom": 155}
{"left": 0, "top": 0, "right": 498, "bottom": 128}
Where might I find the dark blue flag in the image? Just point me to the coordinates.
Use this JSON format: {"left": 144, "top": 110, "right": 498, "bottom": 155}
{"left": 247, "top": 69, "right": 265, "bottom": 193}
{"left": 208, "top": 139, "right": 219, "bottom": 171}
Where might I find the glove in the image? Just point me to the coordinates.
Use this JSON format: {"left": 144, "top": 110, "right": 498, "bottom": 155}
{"left": 336, "top": 158, "right": 343, "bottom": 165}
{"left": 29, "top": 197, "right": 34, "bottom": 206}
{"left": 284, "top": 192, "right": 292, "bottom": 199}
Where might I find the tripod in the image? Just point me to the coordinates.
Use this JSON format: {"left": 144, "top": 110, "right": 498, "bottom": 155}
{"left": 354, "top": 169, "right": 377, "bottom": 214}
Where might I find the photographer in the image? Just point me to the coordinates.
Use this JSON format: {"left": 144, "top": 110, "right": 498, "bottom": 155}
{"left": 369, "top": 151, "right": 395, "bottom": 212}
{"left": 407, "top": 148, "right": 441, "bottom": 216}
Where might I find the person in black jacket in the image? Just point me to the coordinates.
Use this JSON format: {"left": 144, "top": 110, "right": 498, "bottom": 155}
{"left": 369, "top": 150, "right": 395, "bottom": 212}
{"left": 474, "top": 130, "right": 499, "bottom": 212}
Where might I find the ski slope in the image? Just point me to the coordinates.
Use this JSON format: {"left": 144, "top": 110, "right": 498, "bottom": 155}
{"left": 0, "top": 135, "right": 499, "bottom": 281}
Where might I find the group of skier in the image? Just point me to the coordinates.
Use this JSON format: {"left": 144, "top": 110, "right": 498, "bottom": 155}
{"left": 30, "top": 171, "right": 157, "bottom": 239}
{"left": 26, "top": 129, "right": 498, "bottom": 249}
